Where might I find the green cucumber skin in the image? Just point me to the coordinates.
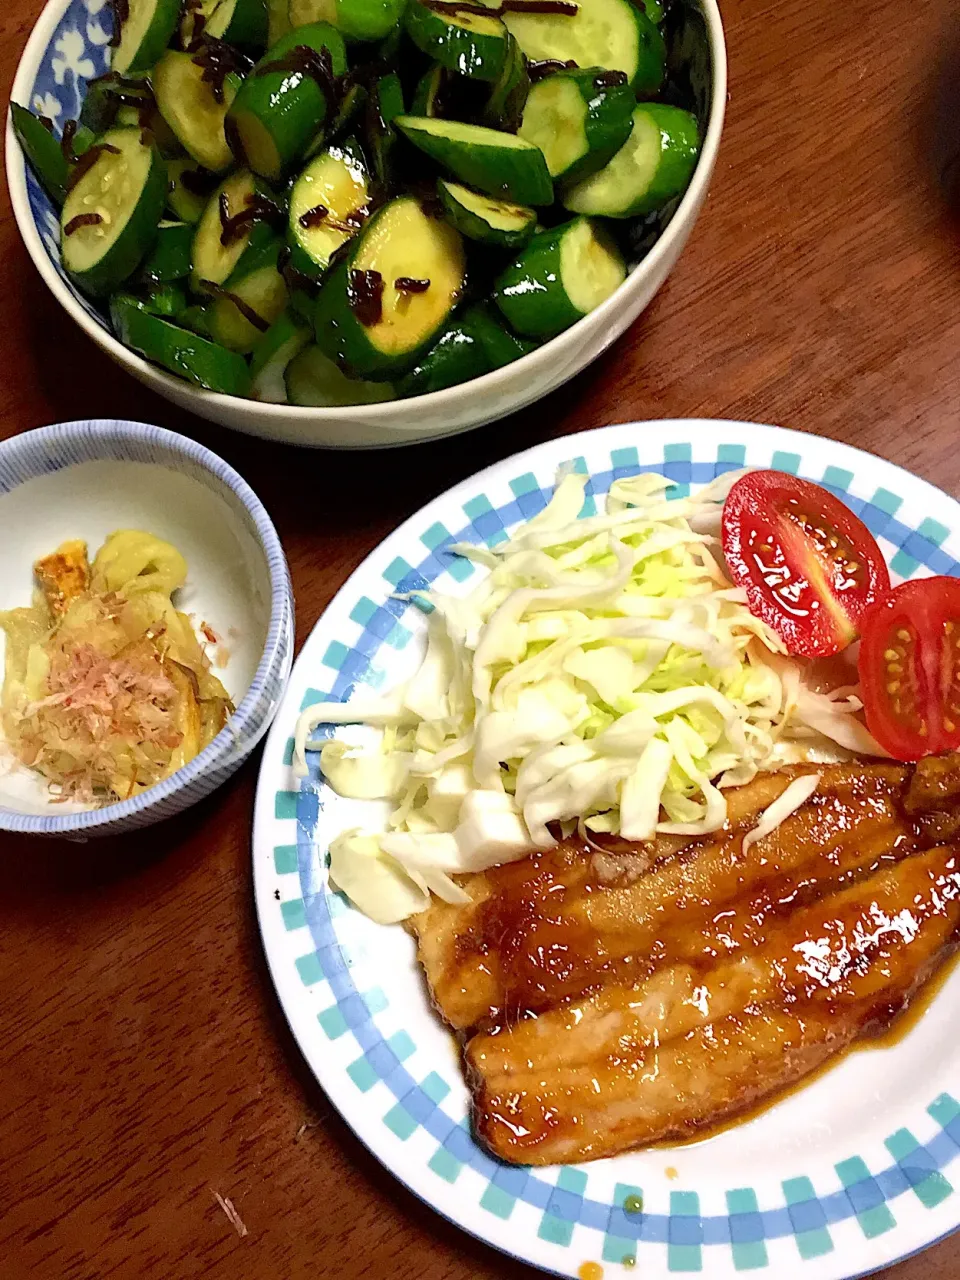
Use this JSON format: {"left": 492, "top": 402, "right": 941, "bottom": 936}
{"left": 465, "top": 301, "right": 536, "bottom": 368}
{"left": 333, "top": 0, "right": 407, "bottom": 42}
{"left": 492, "top": 221, "right": 584, "bottom": 338}
{"left": 249, "top": 310, "right": 310, "bottom": 400}
{"left": 113, "top": 0, "right": 182, "bottom": 75}
{"left": 142, "top": 280, "right": 188, "bottom": 317}
{"left": 287, "top": 140, "right": 368, "bottom": 279}
{"left": 632, "top": 104, "right": 700, "bottom": 214}
{"left": 369, "top": 72, "right": 405, "bottom": 187}
{"left": 11, "top": 104, "right": 69, "bottom": 206}
{"left": 437, "top": 180, "right": 535, "bottom": 249}
{"left": 405, "top": 1, "right": 508, "bottom": 82}
{"left": 482, "top": 33, "right": 528, "bottom": 131}
{"left": 411, "top": 65, "right": 446, "bottom": 116}
{"left": 632, "top": 7, "right": 668, "bottom": 95}
{"left": 522, "top": 67, "right": 636, "bottom": 184}
{"left": 64, "top": 137, "right": 168, "bottom": 297}
{"left": 313, "top": 257, "right": 393, "bottom": 378}
{"left": 397, "top": 319, "right": 490, "bottom": 397}
{"left": 215, "top": 0, "right": 270, "bottom": 51}
{"left": 564, "top": 103, "right": 700, "bottom": 218}
{"left": 110, "top": 295, "right": 252, "bottom": 394}
{"left": 395, "top": 116, "right": 553, "bottom": 206}
{"left": 140, "top": 222, "right": 194, "bottom": 282}
{"left": 227, "top": 23, "right": 348, "bottom": 179}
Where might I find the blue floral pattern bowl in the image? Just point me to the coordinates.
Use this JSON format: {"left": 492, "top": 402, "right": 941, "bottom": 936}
{"left": 6, "top": 0, "right": 728, "bottom": 449}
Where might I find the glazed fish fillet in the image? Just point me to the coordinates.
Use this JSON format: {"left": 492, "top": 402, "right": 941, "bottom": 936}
{"left": 408, "top": 760, "right": 960, "bottom": 1165}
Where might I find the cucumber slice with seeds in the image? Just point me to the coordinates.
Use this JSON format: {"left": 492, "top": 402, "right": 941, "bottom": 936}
{"left": 61, "top": 127, "right": 166, "bottom": 296}
{"left": 112, "top": 0, "right": 181, "bottom": 76}
{"left": 437, "top": 179, "right": 535, "bottom": 248}
{"left": 285, "top": 344, "right": 396, "bottom": 405}
{"left": 518, "top": 66, "right": 635, "bottom": 184}
{"left": 405, "top": 0, "right": 510, "bottom": 82}
{"left": 250, "top": 310, "right": 311, "bottom": 401}
{"left": 504, "top": 0, "right": 666, "bottom": 95}
{"left": 190, "top": 168, "right": 280, "bottom": 291}
{"left": 395, "top": 115, "right": 553, "bottom": 206}
{"left": 313, "top": 194, "right": 466, "bottom": 377}
{"left": 564, "top": 103, "right": 700, "bottom": 218}
{"left": 226, "top": 23, "right": 348, "bottom": 181}
{"left": 493, "top": 216, "right": 626, "bottom": 338}
{"left": 288, "top": 138, "right": 370, "bottom": 279}
{"left": 289, "top": 0, "right": 406, "bottom": 42}
{"left": 153, "top": 50, "right": 241, "bottom": 173}
{"left": 11, "top": 104, "right": 69, "bottom": 206}
{"left": 111, "top": 294, "right": 251, "bottom": 394}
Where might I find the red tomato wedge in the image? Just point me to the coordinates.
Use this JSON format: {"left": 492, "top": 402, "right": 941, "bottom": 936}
{"left": 721, "top": 470, "right": 890, "bottom": 657}
{"left": 858, "top": 576, "right": 960, "bottom": 760}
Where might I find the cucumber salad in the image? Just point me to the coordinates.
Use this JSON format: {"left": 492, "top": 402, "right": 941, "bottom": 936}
{"left": 12, "top": 0, "right": 706, "bottom": 406}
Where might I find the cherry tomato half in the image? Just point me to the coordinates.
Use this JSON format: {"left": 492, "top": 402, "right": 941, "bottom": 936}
{"left": 721, "top": 470, "right": 891, "bottom": 657}
{"left": 858, "top": 576, "right": 960, "bottom": 760}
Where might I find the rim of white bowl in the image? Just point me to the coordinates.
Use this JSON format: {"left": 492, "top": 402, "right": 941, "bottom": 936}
{"left": 0, "top": 419, "right": 293, "bottom": 836}
{"left": 5, "top": 0, "right": 727, "bottom": 435}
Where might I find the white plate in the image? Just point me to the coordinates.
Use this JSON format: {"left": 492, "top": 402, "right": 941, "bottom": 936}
{"left": 253, "top": 421, "right": 960, "bottom": 1279}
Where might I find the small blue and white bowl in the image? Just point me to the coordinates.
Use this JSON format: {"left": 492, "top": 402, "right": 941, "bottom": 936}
{"left": 0, "top": 419, "right": 294, "bottom": 837}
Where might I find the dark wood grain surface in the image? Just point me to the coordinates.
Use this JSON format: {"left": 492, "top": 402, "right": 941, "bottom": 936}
{"left": 2, "top": 0, "right": 960, "bottom": 1276}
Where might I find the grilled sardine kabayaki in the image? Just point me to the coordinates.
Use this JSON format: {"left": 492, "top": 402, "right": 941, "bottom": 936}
{"left": 409, "top": 758, "right": 960, "bottom": 1165}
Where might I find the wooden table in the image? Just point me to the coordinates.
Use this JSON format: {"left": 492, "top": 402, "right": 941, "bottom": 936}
{"left": 2, "top": 0, "right": 960, "bottom": 1275}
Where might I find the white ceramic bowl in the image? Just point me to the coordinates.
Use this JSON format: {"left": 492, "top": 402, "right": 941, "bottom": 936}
{"left": 0, "top": 419, "right": 294, "bottom": 837}
{"left": 6, "top": 1, "right": 726, "bottom": 449}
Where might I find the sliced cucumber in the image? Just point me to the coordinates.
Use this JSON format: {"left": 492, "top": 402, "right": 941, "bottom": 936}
{"left": 320, "top": 80, "right": 366, "bottom": 148}
{"left": 482, "top": 31, "right": 529, "bottom": 131}
{"left": 286, "top": 344, "right": 396, "bottom": 405}
{"left": 111, "top": 294, "right": 252, "bottom": 394}
{"left": 493, "top": 216, "right": 626, "bottom": 338}
{"left": 166, "top": 156, "right": 216, "bottom": 222}
{"left": 112, "top": 0, "right": 181, "bottom": 76}
{"left": 140, "top": 220, "right": 194, "bottom": 282}
{"left": 289, "top": 0, "right": 406, "bottom": 41}
{"left": 226, "top": 23, "right": 348, "bottom": 181}
{"left": 249, "top": 310, "right": 311, "bottom": 401}
{"left": 397, "top": 319, "right": 490, "bottom": 397}
{"left": 395, "top": 116, "right": 552, "bottom": 206}
{"left": 209, "top": 237, "right": 289, "bottom": 351}
{"left": 142, "top": 280, "right": 188, "bottom": 317}
{"left": 190, "top": 168, "right": 280, "bottom": 291}
{"left": 180, "top": 0, "right": 218, "bottom": 49}
{"left": 564, "top": 103, "right": 700, "bottom": 218}
{"left": 367, "top": 71, "right": 405, "bottom": 187}
{"left": 288, "top": 139, "right": 370, "bottom": 279}
{"left": 465, "top": 301, "right": 537, "bottom": 369}
{"left": 437, "top": 179, "right": 535, "bottom": 248}
{"left": 11, "top": 104, "right": 69, "bottom": 206}
{"left": 405, "top": 1, "right": 509, "bottom": 82}
{"left": 267, "top": 0, "right": 292, "bottom": 42}
{"left": 519, "top": 66, "right": 635, "bottom": 184}
{"left": 504, "top": 0, "right": 666, "bottom": 95}
{"left": 411, "top": 64, "right": 447, "bottom": 117}
{"left": 153, "top": 50, "right": 241, "bottom": 173}
{"left": 207, "top": 0, "right": 269, "bottom": 49}
{"left": 61, "top": 127, "right": 166, "bottom": 297}
{"left": 313, "top": 194, "right": 465, "bottom": 378}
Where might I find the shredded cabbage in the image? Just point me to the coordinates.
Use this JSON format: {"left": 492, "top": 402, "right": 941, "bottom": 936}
{"left": 297, "top": 468, "right": 887, "bottom": 922}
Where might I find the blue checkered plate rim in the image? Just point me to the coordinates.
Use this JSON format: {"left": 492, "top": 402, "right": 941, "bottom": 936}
{"left": 253, "top": 420, "right": 960, "bottom": 1280}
